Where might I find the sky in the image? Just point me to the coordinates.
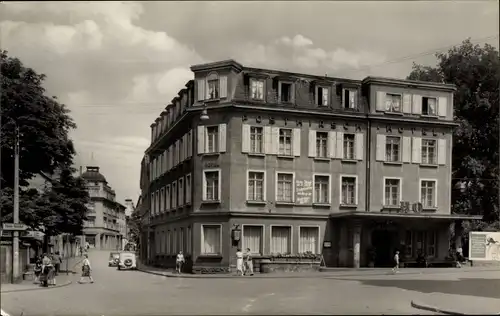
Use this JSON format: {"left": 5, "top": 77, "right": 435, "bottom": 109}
{"left": 1, "top": 1, "right": 498, "bottom": 204}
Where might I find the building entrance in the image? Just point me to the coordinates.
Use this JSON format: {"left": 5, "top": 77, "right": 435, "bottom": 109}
{"left": 371, "top": 230, "right": 397, "bottom": 267}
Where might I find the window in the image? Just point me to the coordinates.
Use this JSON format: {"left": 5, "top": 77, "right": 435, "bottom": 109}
{"left": 421, "top": 139, "right": 437, "bottom": 164}
{"left": 204, "top": 170, "right": 220, "bottom": 201}
{"left": 208, "top": 79, "right": 219, "bottom": 99}
{"left": 166, "top": 185, "right": 171, "bottom": 210}
{"left": 271, "top": 226, "right": 291, "bottom": 254}
{"left": 279, "top": 128, "right": 292, "bottom": 156}
{"left": 179, "top": 138, "right": 184, "bottom": 162}
{"left": 427, "top": 231, "right": 436, "bottom": 257}
{"left": 250, "top": 79, "right": 264, "bottom": 100}
{"left": 206, "top": 126, "right": 219, "bottom": 153}
{"left": 180, "top": 228, "right": 184, "bottom": 252}
{"left": 314, "top": 175, "right": 329, "bottom": 204}
{"left": 384, "top": 178, "right": 401, "bottom": 206}
{"left": 172, "top": 181, "right": 177, "bottom": 209}
{"left": 187, "top": 226, "right": 192, "bottom": 254}
{"left": 280, "top": 82, "right": 292, "bottom": 103}
{"left": 343, "top": 89, "right": 357, "bottom": 109}
{"left": 341, "top": 176, "right": 356, "bottom": 205}
{"left": 242, "top": 225, "right": 263, "bottom": 255}
{"left": 172, "top": 143, "right": 177, "bottom": 166}
{"left": 343, "top": 134, "right": 355, "bottom": 160}
{"left": 202, "top": 225, "right": 221, "bottom": 254}
{"left": 276, "top": 173, "right": 294, "bottom": 202}
{"left": 317, "top": 87, "right": 329, "bottom": 106}
{"left": 173, "top": 229, "right": 177, "bottom": 254}
{"left": 405, "top": 231, "right": 413, "bottom": 257}
{"left": 167, "top": 230, "right": 171, "bottom": 254}
{"left": 420, "top": 180, "right": 436, "bottom": 208}
{"left": 250, "top": 126, "right": 263, "bottom": 154}
{"left": 385, "top": 93, "right": 402, "bottom": 112}
{"left": 160, "top": 188, "right": 165, "bottom": 212}
{"left": 385, "top": 136, "right": 400, "bottom": 162}
{"left": 422, "top": 97, "right": 437, "bottom": 116}
{"left": 299, "top": 227, "right": 319, "bottom": 254}
{"left": 316, "top": 132, "right": 328, "bottom": 158}
{"left": 248, "top": 171, "right": 265, "bottom": 201}
{"left": 185, "top": 174, "right": 192, "bottom": 204}
{"left": 178, "top": 178, "right": 184, "bottom": 206}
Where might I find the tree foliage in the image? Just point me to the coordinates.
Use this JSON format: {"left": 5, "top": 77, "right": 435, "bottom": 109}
{"left": 408, "top": 39, "right": 499, "bottom": 223}
{"left": 1, "top": 50, "right": 76, "bottom": 189}
{"left": 127, "top": 209, "right": 142, "bottom": 245}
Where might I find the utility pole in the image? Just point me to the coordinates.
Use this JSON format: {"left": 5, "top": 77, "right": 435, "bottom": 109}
{"left": 12, "top": 126, "right": 20, "bottom": 283}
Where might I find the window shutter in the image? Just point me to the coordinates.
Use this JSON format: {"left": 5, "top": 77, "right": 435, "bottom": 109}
{"left": 184, "top": 134, "right": 188, "bottom": 160}
{"left": 335, "top": 132, "right": 344, "bottom": 159}
{"left": 264, "top": 126, "right": 272, "bottom": 154}
{"left": 376, "top": 134, "right": 386, "bottom": 161}
{"left": 328, "top": 131, "right": 337, "bottom": 158}
{"left": 438, "top": 97, "right": 447, "bottom": 117}
{"left": 437, "top": 139, "right": 446, "bottom": 165}
{"left": 197, "top": 79, "right": 205, "bottom": 101}
{"left": 376, "top": 91, "right": 386, "bottom": 111}
{"left": 412, "top": 137, "right": 422, "bottom": 163}
{"left": 219, "top": 76, "right": 228, "bottom": 98}
{"left": 402, "top": 136, "right": 411, "bottom": 163}
{"left": 290, "top": 83, "right": 296, "bottom": 104}
{"left": 271, "top": 127, "right": 280, "bottom": 155}
{"left": 293, "top": 128, "right": 301, "bottom": 156}
{"left": 403, "top": 94, "right": 412, "bottom": 113}
{"left": 412, "top": 95, "right": 422, "bottom": 114}
{"left": 308, "top": 130, "right": 316, "bottom": 157}
{"left": 241, "top": 124, "right": 250, "bottom": 153}
{"left": 314, "top": 87, "right": 319, "bottom": 106}
{"left": 179, "top": 139, "right": 184, "bottom": 162}
{"left": 197, "top": 126, "right": 205, "bottom": 154}
{"left": 355, "top": 133, "right": 364, "bottom": 161}
{"left": 219, "top": 123, "right": 227, "bottom": 153}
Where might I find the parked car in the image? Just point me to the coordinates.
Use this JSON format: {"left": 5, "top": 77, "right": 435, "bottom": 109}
{"left": 108, "top": 252, "right": 121, "bottom": 267}
{"left": 117, "top": 251, "right": 137, "bottom": 270}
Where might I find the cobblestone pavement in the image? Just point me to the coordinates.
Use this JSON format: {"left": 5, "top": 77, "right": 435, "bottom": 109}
{"left": 4, "top": 250, "right": 498, "bottom": 315}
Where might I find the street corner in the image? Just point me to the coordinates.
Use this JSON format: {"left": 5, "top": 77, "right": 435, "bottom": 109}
{"left": 1, "top": 279, "right": 74, "bottom": 294}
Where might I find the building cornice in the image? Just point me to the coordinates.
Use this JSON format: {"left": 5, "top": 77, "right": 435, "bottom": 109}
{"left": 368, "top": 114, "right": 459, "bottom": 127}
{"left": 362, "top": 76, "right": 456, "bottom": 92}
{"left": 190, "top": 59, "right": 243, "bottom": 73}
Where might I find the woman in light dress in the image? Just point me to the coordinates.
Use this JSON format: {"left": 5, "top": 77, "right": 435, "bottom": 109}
{"left": 236, "top": 248, "right": 244, "bottom": 276}
{"left": 78, "top": 254, "right": 94, "bottom": 284}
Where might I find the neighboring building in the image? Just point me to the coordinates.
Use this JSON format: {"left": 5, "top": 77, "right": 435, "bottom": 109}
{"left": 80, "top": 166, "right": 126, "bottom": 250}
{"left": 141, "top": 59, "right": 479, "bottom": 273}
{"left": 136, "top": 155, "right": 151, "bottom": 261}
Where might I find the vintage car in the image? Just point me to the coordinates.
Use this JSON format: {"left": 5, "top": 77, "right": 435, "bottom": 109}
{"left": 108, "top": 252, "right": 121, "bottom": 267}
{"left": 117, "top": 251, "right": 137, "bottom": 270}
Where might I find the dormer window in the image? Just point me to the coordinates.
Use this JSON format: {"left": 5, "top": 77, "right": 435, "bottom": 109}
{"left": 422, "top": 97, "right": 437, "bottom": 116}
{"left": 316, "top": 86, "right": 329, "bottom": 106}
{"left": 250, "top": 78, "right": 264, "bottom": 100}
{"left": 207, "top": 73, "right": 220, "bottom": 100}
{"left": 343, "top": 89, "right": 358, "bottom": 109}
{"left": 385, "top": 93, "right": 402, "bottom": 112}
{"left": 279, "top": 82, "right": 293, "bottom": 103}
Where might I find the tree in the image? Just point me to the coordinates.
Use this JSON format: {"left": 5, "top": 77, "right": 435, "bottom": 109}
{"left": 408, "top": 39, "right": 499, "bottom": 224}
{"left": 1, "top": 50, "right": 76, "bottom": 189}
{"left": 127, "top": 209, "right": 142, "bottom": 245}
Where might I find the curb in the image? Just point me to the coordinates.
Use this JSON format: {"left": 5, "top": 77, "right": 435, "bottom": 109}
{"left": 411, "top": 300, "right": 466, "bottom": 315}
{"left": 1, "top": 280, "right": 73, "bottom": 294}
{"left": 137, "top": 268, "right": 329, "bottom": 279}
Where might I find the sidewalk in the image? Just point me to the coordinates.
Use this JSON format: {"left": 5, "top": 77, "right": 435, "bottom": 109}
{"left": 1, "top": 256, "right": 83, "bottom": 293}
{"left": 138, "top": 261, "right": 500, "bottom": 279}
{"left": 411, "top": 293, "right": 500, "bottom": 315}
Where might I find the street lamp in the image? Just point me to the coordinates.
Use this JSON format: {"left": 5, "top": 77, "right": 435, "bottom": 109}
{"left": 200, "top": 105, "right": 209, "bottom": 121}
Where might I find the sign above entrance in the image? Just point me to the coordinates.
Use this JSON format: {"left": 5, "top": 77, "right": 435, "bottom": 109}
{"left": 2, "top": 223, "right": 28, "bottom": 231}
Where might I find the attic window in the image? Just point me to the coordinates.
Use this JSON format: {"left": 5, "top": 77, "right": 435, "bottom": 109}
{"left": 280, "top": 82, "right": 293, "bottom": 103}
{"left": 422, "top": 97, "right": 437, "bottom": 116}
{"left": 317, "top": 87, "right": 329, "bottom": 106}
{"left": 207, "top": 73, "right": 219, "bottom": 100}
{"left": 343, "top": 89, "right": 357, "bottom": 109}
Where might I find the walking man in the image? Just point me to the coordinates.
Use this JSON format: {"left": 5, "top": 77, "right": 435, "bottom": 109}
{"left": 244, "top": 248, "right": 254, "bottom": 276}
{"left": 176, "top": 251, "right": 185, "bottom": 274}
{"left": 392, "top": 250, "right": 400, "bottom": 274}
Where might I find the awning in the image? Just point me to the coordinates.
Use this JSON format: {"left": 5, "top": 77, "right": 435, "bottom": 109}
{"left": 329, "top": 211, "right": 482, "bottom": 221}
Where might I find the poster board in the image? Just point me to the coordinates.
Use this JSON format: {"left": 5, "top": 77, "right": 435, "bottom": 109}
{"left": 295, "top": 180, "right": 313, "bottom": 205}
{"left": 468, "top": 231, "right": 500, "bottom": 261}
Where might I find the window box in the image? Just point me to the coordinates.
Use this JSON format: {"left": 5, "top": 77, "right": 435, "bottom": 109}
{"left": 341, "top": 159, "right": 358, "bottom": 164}
{"left": 340, "top": 204, "right": 358, "bottom": 209}
{"left": 201, "top": 200, "right": 220, "bottom": 205}
{"left": 248, "top": 153, "right": 265, "bottom": 157}
{"left": 312, "top": 203, "right": 330, "bottom": 208}
{"left": 277, "top": 155, "right": 294, "bottom": 160}
{"left": 383, "top": 161, "right": 403, "bottom": 166}
{"left": 246, "top": 200, "right": 267, "bottom": 205}
{"left": 420, "top": 163, "right": 438, "bottom": 168}
{"left": 313, "top": 157, "right": 330, "bottom": 162}
{"left": 275, "top": 201, "right": 295, "bottom": 206}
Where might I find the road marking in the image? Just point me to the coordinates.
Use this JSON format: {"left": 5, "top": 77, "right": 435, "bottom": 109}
{"left": 1, "top": 309, "right": 11, "bottom": 316}
{"left": 241, "top": 293, "right": 275, "bottom": 313}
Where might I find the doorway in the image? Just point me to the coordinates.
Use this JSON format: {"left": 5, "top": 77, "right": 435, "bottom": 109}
{"left": 371, "top": 230, "right": 396, "bottom": 267}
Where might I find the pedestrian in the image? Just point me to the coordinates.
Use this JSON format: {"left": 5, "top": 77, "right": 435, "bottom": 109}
{"left": 52, "top": 251, "right": 62, "bottom": 275}
{"left": 78, "top": 254, "right": 94, "bottom": 284}
{"left": 176, "top": 251, "right": 185, "bottom": 274}
{"left": 244, "top": 248, "right": 254, "bottom": 276}
{"left": 235, "top": 248, "right": 244, "bottom": 276}
{"left": 392, "top": 250, "right": 400, "bottom": 274}
{"left": 41, "top": 254, "right": 55, "bottom": 286}
{"left": 33, "top": 256, "right": 42, "bottom": 284}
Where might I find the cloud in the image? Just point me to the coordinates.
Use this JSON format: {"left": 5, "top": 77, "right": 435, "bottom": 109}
{"left": 235, "top": 34, "right": 386, "bottom": 77}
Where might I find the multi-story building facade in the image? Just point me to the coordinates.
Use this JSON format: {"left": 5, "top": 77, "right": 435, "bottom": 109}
{"left": 80, "top": 166, "right": 126, "bottom": 250}
{"left": 142, "top": 60, "right": 479, "bottom": 272}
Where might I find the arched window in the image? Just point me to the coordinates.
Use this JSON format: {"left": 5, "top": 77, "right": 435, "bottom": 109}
{"left": 206, "top": 72, "right": 220, "bottom": 100}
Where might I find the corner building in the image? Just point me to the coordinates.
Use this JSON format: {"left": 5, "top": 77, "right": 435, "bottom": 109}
{"left": 144, "top": 60, "right": 477, "bottom": 273}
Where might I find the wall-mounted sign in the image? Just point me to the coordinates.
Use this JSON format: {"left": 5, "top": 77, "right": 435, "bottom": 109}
{"left": 469, "top": 231, "right": 500, "bottom": 261}
{"left": 323, "top": 241, "right": 332, "bottom": 248}
{"left": 295, "top": 180, "right": 313, "bottom": 205}
{"left": 204, "top": 162, "right": 219, "bottom": 168}
{"left": 2, "top": 223, "right": 28, "bottom": 231}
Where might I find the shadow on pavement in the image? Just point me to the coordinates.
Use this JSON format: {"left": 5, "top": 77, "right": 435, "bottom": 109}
{"left": 355, "top": 278, "right": 500, "bottom": 299}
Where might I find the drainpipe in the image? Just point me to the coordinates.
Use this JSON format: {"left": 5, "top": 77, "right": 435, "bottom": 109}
{"left": 366, "top": 117, "right": 371, "bottom": 213}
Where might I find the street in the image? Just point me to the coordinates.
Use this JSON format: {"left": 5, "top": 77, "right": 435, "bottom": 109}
{"left": 1, "top": 251, "right": 499, "bottom": 315}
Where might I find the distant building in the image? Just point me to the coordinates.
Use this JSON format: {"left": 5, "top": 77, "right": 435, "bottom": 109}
{"left": 80, "top": 166, "right": 126, "bottom": 250}
{"left": 141, "top": 60, "right": 480, "bottom": 273}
